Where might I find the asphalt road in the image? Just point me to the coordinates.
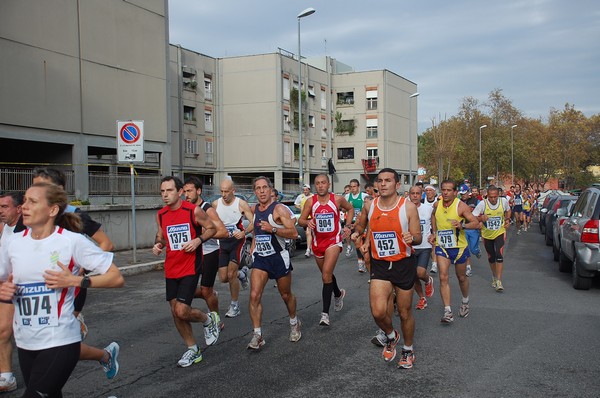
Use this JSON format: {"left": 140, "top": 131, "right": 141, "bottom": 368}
{"left": 5, "top": 224, "right": 600, "bottom": 398}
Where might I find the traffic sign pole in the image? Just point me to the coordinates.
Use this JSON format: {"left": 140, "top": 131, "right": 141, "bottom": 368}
{"left": 131, "top": 164, "right": 137, "bottom": 263}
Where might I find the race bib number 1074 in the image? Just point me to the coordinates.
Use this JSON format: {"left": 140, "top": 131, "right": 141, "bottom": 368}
{"left": 15, "top": 282, "right": 58, "bottom": 328}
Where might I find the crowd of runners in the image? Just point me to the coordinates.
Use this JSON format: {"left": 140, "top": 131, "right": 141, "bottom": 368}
{"left": 0, "top": 166, "right": 541, "bottom": 396}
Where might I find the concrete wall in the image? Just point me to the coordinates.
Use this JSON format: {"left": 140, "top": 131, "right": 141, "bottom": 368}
{"left": 83, "top": 204, "right": 161, "bottom": 251}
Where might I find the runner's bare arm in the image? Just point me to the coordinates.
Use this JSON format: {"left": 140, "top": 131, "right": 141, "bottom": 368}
{"left": 240, "top": 200, "right": 255, "bottom": 234}
{"left": 270, "top": 204, "right": 299, "bottom": 240}
{"left": 457, "top": 202, "right": 480, "bottom": 230}
{"left": 152, "top": 214, "right": 165, "bottom": 255}
{"left": 206, "top": 207, "right": 229, "bottom": 239}
{"left": 403, "top": 201, "right": 422, "bottom": 245}
{"left": 298, "top": 196, "right": 313, "bottom": 228}
{"left": 351, "top": 200, "right": 370, "bottom": 241}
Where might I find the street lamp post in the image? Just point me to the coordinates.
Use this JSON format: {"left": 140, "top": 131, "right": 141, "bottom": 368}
{"left": 511, "top": 124, "right": 517, "bottom": 186}
{"left": 479, "top": 124, "right": 488, "bottom": 189}
{"left": 297, "top": 7, "right": 316, "bottom": 188}
{"left": 408, "top": 92, "right": 419, "bottom": 186}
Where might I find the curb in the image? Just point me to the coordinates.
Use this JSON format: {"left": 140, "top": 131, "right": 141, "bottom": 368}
{"left": 117, "top": 260, "right": 164, "bottom": 276}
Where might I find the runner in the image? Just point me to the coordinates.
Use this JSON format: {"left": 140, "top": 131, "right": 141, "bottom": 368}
{"left": 408, "top": 186, "right": 435, "bottom": 310}
{"left": 183, "top": 177, "right": 228, "bottom": 325}
{"left": 294, "top": 184, "right": 313, "bottom": 257}
{"left": 458, "top": 184, "right": 482, "bottom": 278}
{"left": 153, "top": 176, "right": 220, "bottom": 367}
{"left": 421, "top": 185, "right": 439, "bottom": 274}
{"left": 298, "top": 174, "right": 354, "bottom": 326}
{"left": 429, "top": 180, "right": 480, "bottom": 324}
{"left": 511, "top": 184, "right": 525, "bottom": 234}
{"left": 522, "top": 188, "right": 533, "bottom": 231}
{"left": 345, "top": 179, "right": 369, "bottom": 272}
{"left": 0, "top": 192, "right": 23, "bottom": 392}
{"left": 472, "top": 186, "right": 511, "bottom": 291}
{"left": 352, "top": 168, "right": 422, "bottom": 369}
{"left": 213, "top": 178, "right": 253, "bottom": 318}
{"left": 0, "top": 182, "right": 124, "bottom": 397}
{"left": 247, "top": 177, "right": 301, "bottom": 350}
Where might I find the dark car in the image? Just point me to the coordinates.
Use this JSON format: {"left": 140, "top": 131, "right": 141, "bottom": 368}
{"left": 544, "top": 195, "right": 577, "bottom": 246}
{"left": 552, "top": 200, "right": 576, "bottom": 261}
{"left": 539, "top": 194, "right": 560, "bottom": 235}
{"left": 558, "top": 185, "right": 600, "bottom": 290}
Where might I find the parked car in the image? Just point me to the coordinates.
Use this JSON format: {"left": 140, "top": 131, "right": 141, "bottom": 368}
{"left": 539, "top": 194, "right": 560, "bottom": 235}
{"left": 552, "top": 200, "right": 576, "bottom": 261}
{"left": 558, "top": 185, "right": 600, "bottom": 290}
{"left": 544, "top": 195, "right": 578, "bottom": 246}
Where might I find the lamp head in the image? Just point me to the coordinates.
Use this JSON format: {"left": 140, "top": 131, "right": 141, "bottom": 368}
{"left": 298, "top": 7, "right": 316, "bottom": 19}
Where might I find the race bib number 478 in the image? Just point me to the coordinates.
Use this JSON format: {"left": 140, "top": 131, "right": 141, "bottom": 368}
{"left": 15, "top": 282, "right": 58, "bottom": 328}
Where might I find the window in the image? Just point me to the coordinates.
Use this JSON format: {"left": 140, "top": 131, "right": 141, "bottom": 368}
{"left": 308, "top": 115, "right": 315, "bottom": 128}
{"left": 337, "top": 147, "right": 354, "bottom": 160}
{"left": 366, "top": 90, "right": 378, "bottom": 110}
{"left": 366, "top": 118, "right": 378, "bottom": 139}
{"left": 284, "top": 141, "right": 291, "bottom": 164}
{"left": 308, "top": 86, "right": 315, "bottom": 98}
{"left": 182, "top": 68, "right": 196, "bottom": 90}
{"left": 283, "top": 110, "right": 291, "bottom": 132}
{"left": 184, "top": 139, "right": 198, "bottom": 155}
{"left": 183, "top": 106, "right": 195, "bottom": 122}
{"left": 321, "top": 147, "right": 327, "bottom": 167}
{"left": 320, "top": 89, "right": 327, "bottom": 110}
{"left": 294, "top": 143, "right": 303, "bottom": 160}
{"left": 309, "top": 145, "right": 315, "bottom": 157}
{"left": 204, "top": 77, "right": 212, "bottom": 100}
{"left": 337, "top": 92, "right": 354, "bottom": 105}
{"left": 204, "top": 111, "right": 213, "bottom": 132}
{"left": 205, "top": 140, "right": 213, "bottom": 164}
{"left": 283, "top": 77, "right": 290, "bottom": 100}
{"left": 367, "top": 147, "right": 378, "bottom": 159}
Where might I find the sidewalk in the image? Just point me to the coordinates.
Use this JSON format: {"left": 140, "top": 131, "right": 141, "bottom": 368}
{"left": 112, "top": 247, "right": 164, "bottom": 276}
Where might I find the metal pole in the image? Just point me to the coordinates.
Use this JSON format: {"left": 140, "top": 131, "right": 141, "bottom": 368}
{"left": 409, "top": 92, "right": 419, "bottom": 186}
{"left": 511, "top": 124, "right": 517, "bottom": 186}
{"left": 130, "top": 164, "right": 137, "bottom": 263}
{"left": 297, "top": 17, "right": 303, "bottom": 188}
{"left": 479, "top": 124, "right": 487, "bottom": 189}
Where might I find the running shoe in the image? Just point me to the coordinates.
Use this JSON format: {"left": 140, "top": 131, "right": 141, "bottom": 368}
{"left": 430, "top": 262, "right": 438, "bottom": 274}
{"left": 345, "top": 245, "right": 353, "bottom": 257}
{"left": 77, "top": 313, "right": 88, "bottom": 341}
{"left": 319, "top": 312, "right": 330, "bottom": 326}
{"left": 441, "top": 309, "right": 454, "bottom": 324}
{"left": 225, "top": 303, "right": 241, "bottom": 318}
{"left": 371, "top": 329, "right": 386, "bottom": 347}
{"left": 382, "top": 330, "right": 400, "bottom": 362}
{"left": 239, "top": 266, "right": 250, "bottom": 290}
{"left": 204, "top": 312, "right": 220, "bottom": 346}
{"left": 475, "top": 250, "right": 482, "bottom": 259}
{"left": 358, "top": 261, "right": 367, "bottom": 273}
{"left": 517, "top": 229, "right": 521, "bottom": 235}
{"left": 289, "top": 319, "right": 302, "bottom": 342}
{"left": 425, "top": 276, "right": 434, "bottom": 298}
{"left": 101, "top": 342, "right": 120, "bottom": 379}
{"left": 305, "top": 248, "right": 311, "bottom": 258}
{"left": 397, "top": 349, "right": 416, "bottom": 369}
{"left": 247, "top": 332, "right": 265, "bottom": 350}
{"left": 491, "top": 277, "right": 498, "bottom": 288}
{"left": 459, "top": 302, "right": 470, "bottom": 318}
{"left": 495, "top": 280, "right": 504, "bottom": 292}
{"left": 466, "top": 265, "right": 472, "bottom": 277}
{"left": 415, "top": 297, "right": 427, "bottom": 310}
{"left": 0, "top": 376, "right": 16, "bottom": 392}
{"left": 177, "top": 348, "right": 202, "bottom": 367}
{"left": 334, "top": 289, "right": 346, "bottom": 312}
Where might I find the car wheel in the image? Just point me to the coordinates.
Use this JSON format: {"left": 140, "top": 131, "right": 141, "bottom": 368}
{"left": 241, "top": 239, "right": 253, "bottom": 269}
{"left": 558, "top": 248, "right": 571, "bottom": 273}
{"left": 572, "top": 256, "right": 592, "bottom": 290}
{"left": 552, "top": 242, "right": 559, "bottom": 262}
{"left": 540, "top": 222, "right": 545, "bottom": 235}
{"left": 544, "top": 229, "right": 552, "bottom": 246}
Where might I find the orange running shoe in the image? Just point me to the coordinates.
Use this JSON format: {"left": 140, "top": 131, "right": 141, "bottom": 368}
{"left": 382, "top": 330, "right": 399, "bottom": 362}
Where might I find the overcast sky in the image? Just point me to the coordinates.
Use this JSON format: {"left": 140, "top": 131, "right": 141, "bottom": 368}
{"left": 168, "top": 0, "right": 599, "bottom": 133}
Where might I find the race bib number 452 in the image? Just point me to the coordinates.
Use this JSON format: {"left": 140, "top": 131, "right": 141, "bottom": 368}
{"left": 166, "top": 223, "right": 192, "bottom": 250}
{"left": 372, "top": 231, "right": 400, "bottom": 258}
{"left": 15, "top": 282, "right": 58, "bottom": 328}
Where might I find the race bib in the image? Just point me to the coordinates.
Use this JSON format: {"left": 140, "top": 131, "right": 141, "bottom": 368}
{"left": 372, "top": 231, "right": 400, "bottom": 258}
{"left": 486, "top": 216, "right": 502, "bottom": 230}
{"left": 420, "top": 219, "right": 426, "bottom": 233}
{"left": 514, "top": 198, "right": 522, "bottom": 205}
{"left": 255, "top": 234, "right": 276, "bottom": 257}
{"left": 14, "top": 282, "right": 58, "bottom": 328}
{"left": 437, "top": 229, "right": 457, "bottom": 248}
{"left": 166, "top": 223, "right": 192, "bottom": 251}
{"left": 315, "top": 213, "right": 335, "bottom": 233}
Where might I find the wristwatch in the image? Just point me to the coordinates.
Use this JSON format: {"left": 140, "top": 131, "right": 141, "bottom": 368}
{"left": 272, "top": 227, "right": 278, "bottom": 235}
{"left": 80, "top": 275, "right": 91, "bottom": 289}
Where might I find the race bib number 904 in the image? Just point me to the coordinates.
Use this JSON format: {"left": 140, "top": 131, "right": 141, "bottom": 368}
{"left": 15, "top": 282, "right": 58, "bottom": 328}
{"left": 372, "top": 231, "right": 400, "bottom": 258}
{"left": 315, "top": 213, "right": 335, "bottom": 233}
{"left": 166, "top": 223, "right": 192, "bottom": 250}
{"left": 437, "top": 229, "right": 457, "bottom": 248}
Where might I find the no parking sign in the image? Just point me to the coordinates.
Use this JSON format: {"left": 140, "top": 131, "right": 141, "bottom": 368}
{"left": 117, "top": 120, "right": 144, "bottom": 163}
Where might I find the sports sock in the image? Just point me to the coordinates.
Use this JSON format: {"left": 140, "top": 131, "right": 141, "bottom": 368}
{"left": 254, "top": 327, "right": 262, "bottom": 336}
{"left": 332, "top": 275, "right": 342, "bottom": 297}
{"left": 188, "top": 344, "right": 199, "bottom": 353}
{"left": 289, "top": 316, "right": 298, "bottom": 326}
{"left": 322, "top": 282, "right": 334, "bottom": 313}
{"left": 462, "top": 296, "right": 469, "bottom": 304}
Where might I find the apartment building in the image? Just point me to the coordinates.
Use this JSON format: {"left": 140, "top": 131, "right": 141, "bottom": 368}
{"left": 0, "top": 0, "right": 170, "bottom": 198}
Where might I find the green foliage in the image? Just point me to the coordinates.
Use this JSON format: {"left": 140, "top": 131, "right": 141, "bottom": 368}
{"left": 334, "top": 111, "right": 355, "bottom": 136}
{"left": 418, "top": 90, "right": 599, "bottom": 190}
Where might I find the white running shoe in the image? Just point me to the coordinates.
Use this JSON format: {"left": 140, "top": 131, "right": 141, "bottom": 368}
{"left": 203, "top": 312, "right": 220, "bottom": 346}
{"left": 334, "top": 289, "right": 346, "bottom": 312}
{"left": 358, "top": 261, "right": 367, "bottom": 273}
{"left": 177, "top": 348, "right": 202, "bottom": 367}
{"left": 345, "top": 245, "right": 353, "bottom": 257}
{"left": 466, "top": 265, "right": 472, "bottom": 277}
{"left": 0, "top": 375, "right": 17, "bottom": 392}
{"left": 290, "top": 319, "right": 302, "bottom": 342}
{"left": 225, "top": 303, "right": 241, "bottom": 318}
{"left": 371, "top": 329, "right": 387, "bottom": 347}
{"left": 239, "top": 266, "right": 250, "bottom": 290}
{"left": 319, "top": 312, "right": 330, "bottom": 326}
{"left": 247, "top": 333, "right": 265, "bottom": 350}
{"left": 430, "top": 262, "right": 438, "bottom": 274}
